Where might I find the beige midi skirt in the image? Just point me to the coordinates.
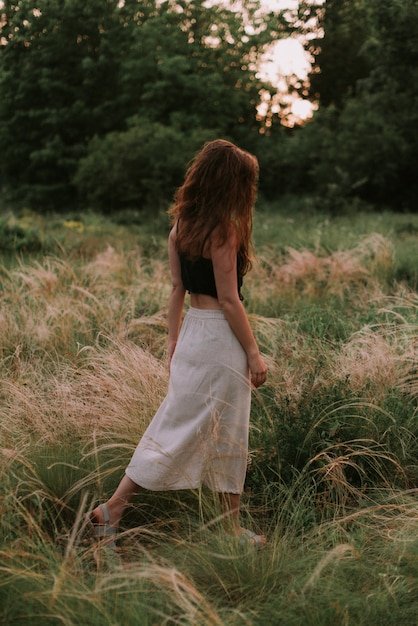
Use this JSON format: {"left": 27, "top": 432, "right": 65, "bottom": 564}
{"left": 125, "top": 307, "right": 251, "bottom": 494}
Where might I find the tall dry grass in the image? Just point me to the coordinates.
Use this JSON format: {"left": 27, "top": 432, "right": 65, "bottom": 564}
{"left": 247, "top": 233, "right": 394, "bottom": 314}
{"left": 1, "top": 232, "right": 417, "bottom": 624}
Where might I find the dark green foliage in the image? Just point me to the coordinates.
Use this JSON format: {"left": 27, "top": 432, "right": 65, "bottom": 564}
{"left": 0, "top": 215, "right": 44, "bottom": 252}
{"left": 0, "top": 0, "right": 128, "bottom": 209}
{"left": 1, "top": 0, "right": 417, "bottom": 215}
{"left": 248, "top": 385, "right": 417, "bottom": 508}
{"left": 307, "top": 0, "right": 372, "bottom": 108}
{"left": 0, "top": 0, "right": 280, "bottom": 212}
{"left": 74, "top": 121, "right": 214, "bottom": 213}
{"left": 260, "top": 0, "right": 418, "bottom": 212}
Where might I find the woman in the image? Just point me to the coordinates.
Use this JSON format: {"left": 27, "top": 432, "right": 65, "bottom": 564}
{"left": 89, "top": 139, "right": 267, "bottom": 547}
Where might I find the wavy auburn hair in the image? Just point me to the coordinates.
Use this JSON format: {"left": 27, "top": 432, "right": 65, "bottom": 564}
{"left": 168, "top": 139, "right": 259, "bottom": 275}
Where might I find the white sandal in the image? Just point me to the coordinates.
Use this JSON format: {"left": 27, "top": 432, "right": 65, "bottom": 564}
{"left": 231, "top": 528, "right": 266, "bottom": 549}
{"left": 88, "top": 503, "right": 117, "bottom": 550}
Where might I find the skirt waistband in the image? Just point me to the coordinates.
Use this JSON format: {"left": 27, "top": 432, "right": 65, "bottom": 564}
{"left": 186, "top": 307, "right": 226, "bottom": 320}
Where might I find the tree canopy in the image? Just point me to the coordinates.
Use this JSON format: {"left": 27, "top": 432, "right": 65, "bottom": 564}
{"left": 307, "top": 0, "right": 372, "bottom": 108}
{"left": 0, "top": 0, "right": 284, "bottom": 211}
{"left": 279, "top": 0, "right": 418, "bottom": 211}
{"left": 0, "top": 0, "right": 416, "bottom": 213}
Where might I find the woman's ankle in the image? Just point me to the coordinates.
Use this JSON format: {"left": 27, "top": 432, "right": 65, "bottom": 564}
{"left": 92, "top": 502, "right": 119, "bottom": 528}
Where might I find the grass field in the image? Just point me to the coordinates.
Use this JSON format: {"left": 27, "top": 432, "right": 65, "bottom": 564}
{"left": 1, "top": 201, "right": 417, "bottom": 625}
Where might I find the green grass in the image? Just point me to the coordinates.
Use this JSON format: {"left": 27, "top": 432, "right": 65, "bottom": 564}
{"left": 1, "top": 198, "right": 417, "bottom": 624}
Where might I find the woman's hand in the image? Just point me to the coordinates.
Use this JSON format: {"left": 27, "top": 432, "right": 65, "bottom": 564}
{"left": 247, "top": 352, "right": 267, "bottom": 388}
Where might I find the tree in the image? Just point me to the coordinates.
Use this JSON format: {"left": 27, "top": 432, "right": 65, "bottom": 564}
{"left": 0, "top": 0, "right": 283, "bottom": 211}
{"left": 280, "top": 0, "right": 418, "bottom": 210}
{"left": 307, "top": 0, "right": 372, "bottom": 108}
{"left": 0, "top": 0, "right": 136, "bottom": 208}
{"left": 354, "top": 0, "right": 418, "bottom": 208}
{"left": 73, "top": 120, "right": 213, "bottom": 213}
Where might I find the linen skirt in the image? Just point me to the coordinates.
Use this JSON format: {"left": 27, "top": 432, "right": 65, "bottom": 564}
{"left": 125, "top": 307, "right": 251, "bottom": 494}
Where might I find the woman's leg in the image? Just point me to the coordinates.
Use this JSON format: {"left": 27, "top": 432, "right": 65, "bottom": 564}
{"left": 91, "top": 475, "right": 142, "bottom": 528}
{"left": 218, "top": 492, "right": 241, "bottom": 533}
{"left": 219, "top": 492, "right": 266, "bottom": 545}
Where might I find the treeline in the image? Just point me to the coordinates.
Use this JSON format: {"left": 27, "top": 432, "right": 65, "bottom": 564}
{"left": 285, "top": 0, "right": 418, "bottom": 212}
{"left": 0, "top": 0, "right": 417, "bottom": 214}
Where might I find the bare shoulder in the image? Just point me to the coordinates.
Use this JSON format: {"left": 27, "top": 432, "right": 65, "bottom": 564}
{"left": 168, "top": 223, "right": 178, "bottom": 251}
{"left": 168, "top": 223, "right": 177, "bottom": 241}
{"left": 209, "top": 222, "right": 239, "bottom": 253}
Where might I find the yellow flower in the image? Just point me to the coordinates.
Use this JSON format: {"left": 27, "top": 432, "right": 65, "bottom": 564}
{"left": 63, "top": 220, "right": 84, "bottom": 233}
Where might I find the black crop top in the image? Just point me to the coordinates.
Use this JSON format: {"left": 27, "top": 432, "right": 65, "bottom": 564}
{"left": 180, "top": 254, "right": 244, "bottom": 301}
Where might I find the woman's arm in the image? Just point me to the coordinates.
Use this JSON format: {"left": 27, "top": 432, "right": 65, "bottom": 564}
{"left": 167, "top": 225, "right": 186, "bottom": 367}
{"left": 211, "top": 228, "right": 267, "bottom": 388}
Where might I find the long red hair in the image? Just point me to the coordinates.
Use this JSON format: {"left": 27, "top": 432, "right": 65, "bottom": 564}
{"left": 168, "top": 139, "right": 258, "bottom": 275}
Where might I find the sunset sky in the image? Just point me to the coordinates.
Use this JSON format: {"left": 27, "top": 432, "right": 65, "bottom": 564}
{"left": 257, "top": 0, "right": 320, "bottom": 121}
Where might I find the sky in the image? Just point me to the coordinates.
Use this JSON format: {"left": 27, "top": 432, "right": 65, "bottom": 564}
{"left": 257, "top": 0, "right": 317, "bottom": 122}
{"left": 257, "top": 0, "right": 317, "bottom": 76}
